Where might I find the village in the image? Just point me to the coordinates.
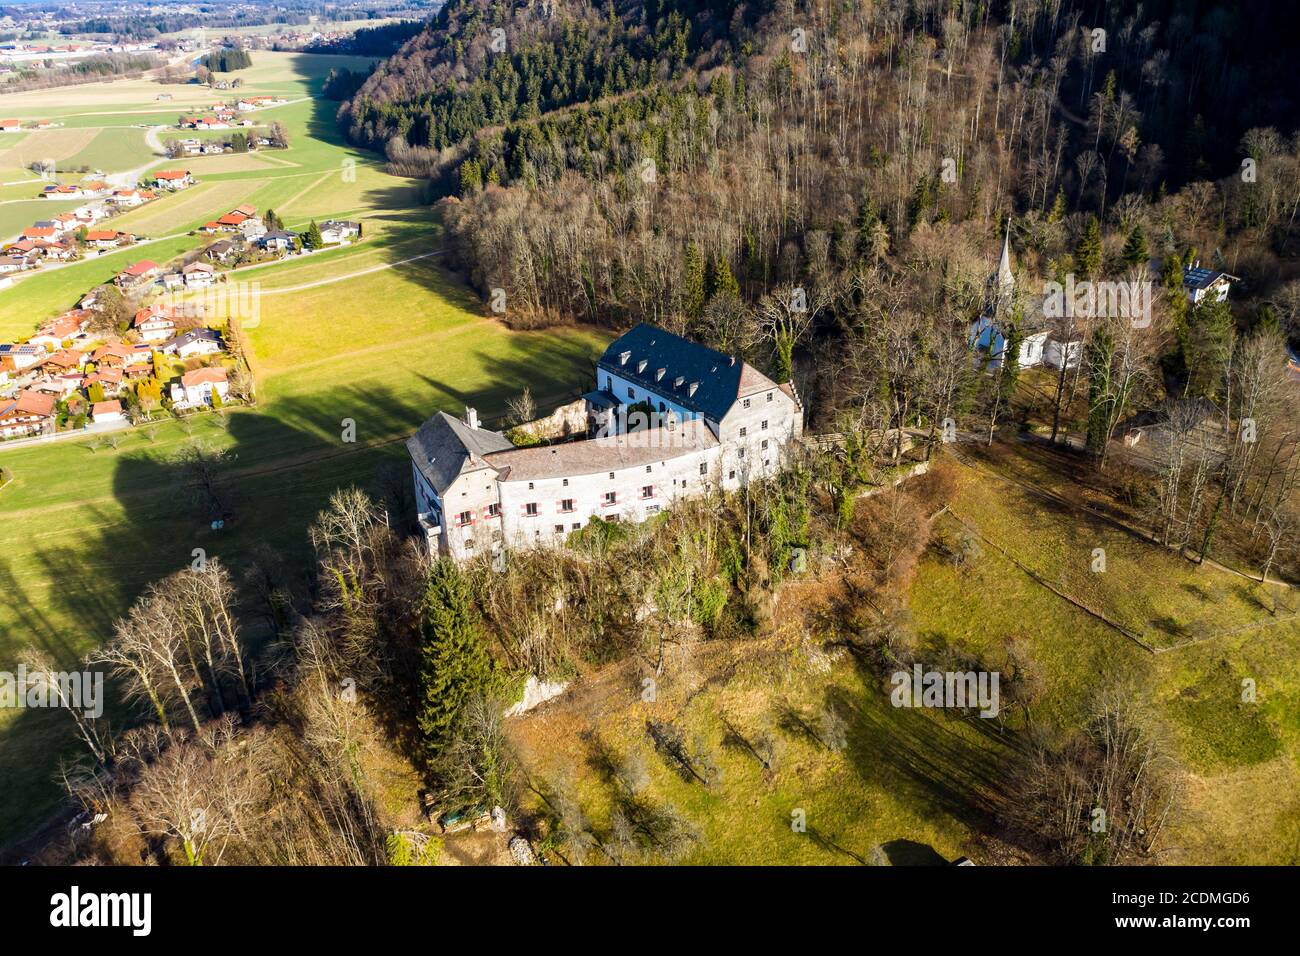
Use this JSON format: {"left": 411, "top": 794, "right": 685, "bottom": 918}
{"left": 0, "top": 190, "right": 362, "bottom": 442}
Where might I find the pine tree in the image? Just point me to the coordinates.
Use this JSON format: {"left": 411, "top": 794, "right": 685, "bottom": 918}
{"left": 706, "top": 254, "right": 740, "bottom": 300}
{"left": 1121, "top": 225, "right": 1148, "bottom": 267}
{"left": 1074, "top": 215, "right": 1103, "bottom": 278}
{"left": 303, "top": 220, "right": 323, "bottom": 249}
{"left": 683, "top": 241, "right": 705, "bottom": 319}
{"left": 417, "top": 559, "right": 495, "bottom": 767}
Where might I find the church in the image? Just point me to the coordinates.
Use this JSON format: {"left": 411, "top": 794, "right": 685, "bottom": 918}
{"left": 408, "top": 324, "right": 804, "bottom": 560}
{"left": 969, "top": 220, "right": 1082, "bottom": 370}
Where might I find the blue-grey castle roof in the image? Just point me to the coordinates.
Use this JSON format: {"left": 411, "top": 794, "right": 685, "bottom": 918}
{"left": 597, "top": 323, "right": 748, "bottom": 423}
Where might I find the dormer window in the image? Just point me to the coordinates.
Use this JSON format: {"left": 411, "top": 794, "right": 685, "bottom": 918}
{"left": 637, "top": 359, "right": 647, "bottom": 373}
{"left": 619, "top": 350, "right": 631, "bottom": 365}
{"left": 655, "top": 368, "right": 666, "bottom": 381}
{"left": 674, "top": 376, "right": 684, "bottom": 388}
{"left": 688, "top": 382, "right": 699, "bottom": 396}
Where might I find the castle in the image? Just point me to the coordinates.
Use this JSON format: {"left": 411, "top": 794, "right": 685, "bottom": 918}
{"left": 408, "top": 323, "right": 804, "bottom": 560}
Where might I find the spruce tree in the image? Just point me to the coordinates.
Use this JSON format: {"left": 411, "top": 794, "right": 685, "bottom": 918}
{"left": 1121, "top": 225, "right": 1148, "bottom": 267}
{"left": 417, "top": 559, "right": 495, "bottom": 767}
{"left": 1074, "top": 215, "right": 1103, "bottom": 278}
{"left": 683, "top": 241, "right": 705, "bottom": 319}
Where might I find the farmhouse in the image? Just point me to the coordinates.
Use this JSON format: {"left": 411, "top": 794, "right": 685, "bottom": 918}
{"left": 259, "top": 230, "right": 297, "bottom": 253}
{"left": 408, "top": 323, "right": 804, "bottom": 560}
{"left": 182, "top": 261, "right": 216, "bottom": 288}
{"left": 84, "top": 229, "right": 133, "bottom": 249}
{"left": 0, "top": 390, "right": 56, "bottom": 438}
{"left": 153, "top": 170, "right": 193, "bottom": 190}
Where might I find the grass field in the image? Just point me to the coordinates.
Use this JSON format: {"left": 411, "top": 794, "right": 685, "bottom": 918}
{"left": 0, "top": 51, "right": 608, "bottom": 846}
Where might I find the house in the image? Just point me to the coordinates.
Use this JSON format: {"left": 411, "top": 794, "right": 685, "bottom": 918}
{"left": 153, "top": 170, "right": 192, "bottom": 190}
{"left": 182, "top": 261, "right": 216, "bottom": 288}
{"left": 171, "top": 366, "right": 229, "bottom": 407}
{"left": 0, "top": 389, "right": 56, "bottom": 438}
{"left": 162, "top": 328, "right": 223, "bottom": 359}
{"left": 0, "top": 255, "right": 29, "bottom": 274}
{"left": 41, "top": 183, "right": 83, "bottom": 199}
{"left": 133, "top": 305, "right": 178, "bottom": 342}
{"left": 84, "top": 367, "right": 125, "bottom": 393}
{"left": 21, "top": 226, "right": 55, "bottom": 240}
{"left": 0, "top": 119, "right": 20, "bottom": 132}
{"left": 1183, "top": 263, "right": 1238, "bottom": 306}
{"left": 231, "top": 205, "right": 258, "bottom": 218}
{"left": 216, "top": 212, "right": 247, "bottom": 228}
{"left": 0, "top": 343, "right": 48, "bottom": 370}
{"left": 90, "top": 342, "right": 135, "bottom": 368}
{"left": 237, "top": 217, "right": 266, "bottom": 240}
{"left": 205, "top": 239, "right": 240, "bottom": 263}
{"left": 30, "top": 313, "right": 90, "bottom": 349}
{"left": 84, "top": 229, "right": 132, "bottom": 249}
{"left": 91, "top": 400, "right": 124, "bottom": 423}
{"left": 259, "top": 230, "right": 297, "bottom": 254}
{"left": 408, "top": 323, "right": 804, "bottom": 560}
{"left": 109, "top": 189, "right": 146, "bottom": 208}
{"left": 319, "top": 220, "right": 361, "bottom": 244}
{"left": 40, "top": 349, "right": 86, "bottom": 374}
{"left": 115, "top": 260, "right": 160, "bottom": 288}
{"left": 199, "top": 221, "right": 225, "bottom": 235}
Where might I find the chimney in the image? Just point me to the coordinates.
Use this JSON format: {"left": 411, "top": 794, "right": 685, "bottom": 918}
{"left": 465, "top": 407, "right": 479, "bottom": 430}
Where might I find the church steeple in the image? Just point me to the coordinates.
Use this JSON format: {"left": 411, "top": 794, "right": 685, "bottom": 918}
{"left": 996, "top": 217, "right": 1014, "bottom": 294}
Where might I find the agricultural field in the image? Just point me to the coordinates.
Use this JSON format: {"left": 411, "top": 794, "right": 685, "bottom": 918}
{"left": 0, "top": 51, "right": 609, "bottom": 847}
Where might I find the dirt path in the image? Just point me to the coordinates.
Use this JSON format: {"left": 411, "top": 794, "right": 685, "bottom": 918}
{"left": 257, "top": 251, "right": 444, "bottom": 295}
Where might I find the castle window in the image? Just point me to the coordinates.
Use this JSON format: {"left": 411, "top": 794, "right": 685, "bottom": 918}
{"left": 525, "top": 502, "right": 539, "bottom": 516}
{"left": 766, "top": 392, "right": 773, "bottom": 402}
{"left": 761, "top": 420, "right": 768, "bottom": 430}
{"left": 699, "top": 462, "right": 707, "bottom": 475}
{"left": 572, "top": 522, "right": 581, "bottom": 530}
{"left": 739, "top": 426, "right": 747, "bottom": 437}
{"left": 645, "top": 465, "right": 652, "bottom": 473}
{"left": 641, "top": 485, "right": 653, "bottom": 499}
{"left": 562, "top": 478, "right": 569, "bottom": 486}
{"left": 456, "top": 510, "right": 473, "bottom": 526}
{"left": 609, "top": 472, "right": 615, "bottom": 480}
{"left": 603, "top": 491, "right": 617, "bottom": 506}
{"left": 742, "top": 398, "right": 751, "bottom": 409}
{"left": 554, "top": 524, "right": 565, "bottom": 534}
{"left": 627, "top": 387, "right": 635, "bottom": 398}
{"left": 560, "top": 499, "right": 575, "bottom": 513}
{"left": 487, "top": 503, "right": 501, "bottom": 517}
{"left": 528, "top": 481, "right": 534, "bottom": 490}
{"left": 761, "top": 440, "right": 769, "bottom": 450}
{"left": 728, "top": 470, "right": 736, "bottom": 480}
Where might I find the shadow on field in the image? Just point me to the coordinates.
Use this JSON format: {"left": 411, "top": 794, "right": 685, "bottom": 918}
{"left": 830, "top": 684, "right": 1018, "bottom": 834}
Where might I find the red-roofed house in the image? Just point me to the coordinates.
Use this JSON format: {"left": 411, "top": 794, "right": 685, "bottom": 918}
{"left": 116, "top": 260, "right": 159, "bottom": 288}
{"left": 91, "top": 400, "right": 124, "bottom": 423}
{"left": 173, "top": 366, "right": 229, "bottom": 406}
{"left": 0, "top": 389, "right": 56, "bottom": 438}
{"left": 22, "top": 226, "right": 55, "bottom": 240}
{"left": 134, "top": 304, "right": 178, "bottom": 342}
{"left": 153, "top": 170, "right": 193, "bottom": 190}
